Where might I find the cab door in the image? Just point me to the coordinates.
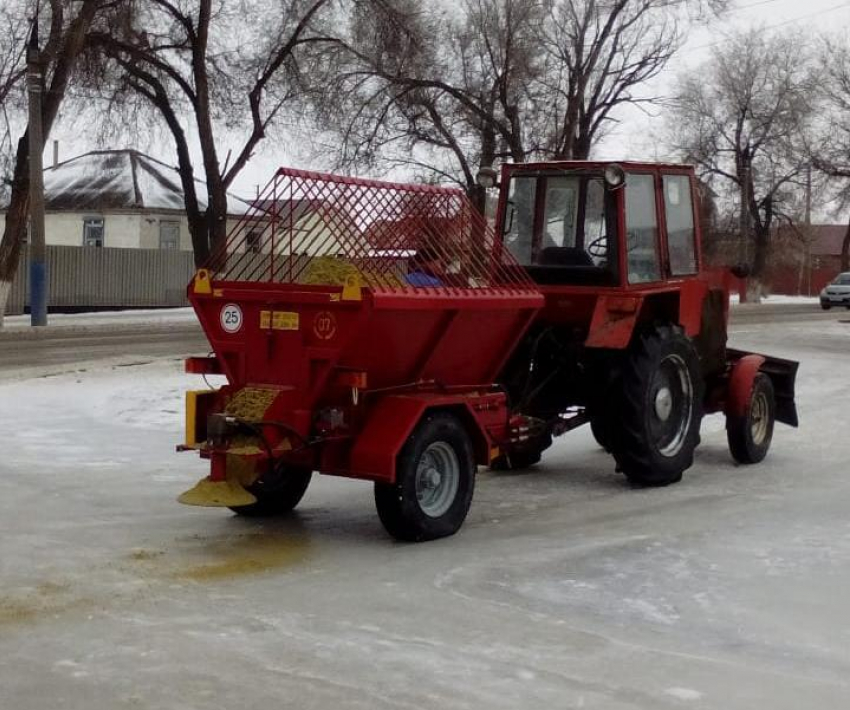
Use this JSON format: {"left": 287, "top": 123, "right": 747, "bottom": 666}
{"left": 659, "top": 172, "right": 699, "bottom": 278}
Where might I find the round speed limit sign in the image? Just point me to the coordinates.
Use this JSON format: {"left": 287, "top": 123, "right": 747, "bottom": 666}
{"left": 220, "top": 303, "right": 243, "bottom": 333}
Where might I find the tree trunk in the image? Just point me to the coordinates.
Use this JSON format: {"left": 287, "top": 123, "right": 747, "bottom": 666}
{"left": 842, "top": 217, "right": 850, "bottom": 273}
{"left": 0, "top": 0, "right": 100, "bottom": 324}
{"left": 0, "top": 134, "right": 29, "bottom": 324}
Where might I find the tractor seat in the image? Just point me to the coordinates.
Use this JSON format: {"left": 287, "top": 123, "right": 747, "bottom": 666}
{"left": 538, "top": 246, "right": 594, "bottom": 267}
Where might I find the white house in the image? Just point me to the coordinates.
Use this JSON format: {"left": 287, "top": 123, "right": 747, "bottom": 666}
{"left": 0, "top": 149, "right": 250, "bottom": 251}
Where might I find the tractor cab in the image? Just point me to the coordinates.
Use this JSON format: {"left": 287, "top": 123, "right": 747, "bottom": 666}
{"left": 496, "top": 161, "right": 700, "bottom": 289}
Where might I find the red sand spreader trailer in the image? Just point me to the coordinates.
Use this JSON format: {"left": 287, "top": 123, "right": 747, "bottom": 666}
{"left": 178, "top": 162, "right": 798, "bottom": 541}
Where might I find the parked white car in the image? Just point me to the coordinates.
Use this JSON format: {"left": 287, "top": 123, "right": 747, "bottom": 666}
{"left": 820, "top": 272, "right": 850, "bottom": 309}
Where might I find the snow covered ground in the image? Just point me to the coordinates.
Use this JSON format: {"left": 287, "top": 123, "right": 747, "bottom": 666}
{"left": 0, "top": 310, "right": 849, "bottom": 709}
{"left": 2, "top": 307, "right": 196, "bottom": 332}
{"left": 729, "top": 293, "right": 821, "bottom": 305}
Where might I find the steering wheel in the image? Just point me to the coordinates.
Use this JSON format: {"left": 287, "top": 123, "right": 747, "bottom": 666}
{"left": 587, "top": 236, "right": 608, "bottom": 258}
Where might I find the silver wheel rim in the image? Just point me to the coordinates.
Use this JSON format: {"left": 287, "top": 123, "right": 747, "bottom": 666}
{"left": 750, "top": 390, "right": 770, "bottom": 445}
{"left": 415, "top": 442, "right": 460, "bottom": 518}
{"left": 651, "top": 354, "right": 694, "bottom": 458}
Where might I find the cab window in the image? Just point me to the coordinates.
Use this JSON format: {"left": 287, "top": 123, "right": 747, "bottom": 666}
{"left": 503, "top": 176, "right": 537, "bottom": 264}
{"left": 663, "top": 175, "right": 697, "bottom": 275}
{"left": 625, "top": 173, "right": 661, "bottom": 284}
{"left": 503, "top": 173, "right": 617, "bottom": 283}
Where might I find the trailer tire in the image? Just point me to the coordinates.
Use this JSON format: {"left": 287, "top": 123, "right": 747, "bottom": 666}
{"left": 229, "top": 466, "right": 312, "bottom": 517}
{"left": 727, "top": 373, "right": 775, "bottom": 464}
{"left": 612, "top": 325, "right": 703, "bottom": 487}
{"left": 375, "top": 413, "right": 475, "bottom": 542}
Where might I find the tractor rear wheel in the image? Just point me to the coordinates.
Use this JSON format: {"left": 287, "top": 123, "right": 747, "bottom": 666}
{"left": 727, "top": 373, "right": 775, "bottom": 464}
{"left": 612, "top": 325, "right": 703, "bottom": 487}
{"left": 590, "top": 415, "right": 612, "bottom": 452}
{"left": 229, "top": 466, "right": 312, "bottom": 517}
{"left": 375, "top": 412, "right": 475, "bottom": 542}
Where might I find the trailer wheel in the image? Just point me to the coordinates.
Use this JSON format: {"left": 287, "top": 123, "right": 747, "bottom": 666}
{"left": 727, "top": 373, "right": 775, "bottom": 464}
{"left": 612, "top": 325, "right": 703, "bottom": 487}
{"left": 229, "top": 466, "right": 312, "bottom": 517}
{"left": 375, "top": 413, "right": 475, "bottom": 541}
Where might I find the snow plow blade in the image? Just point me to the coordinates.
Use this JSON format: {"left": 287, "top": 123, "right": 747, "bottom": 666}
{"left": 177, "top": 478, "right": 257, "bottom": 507}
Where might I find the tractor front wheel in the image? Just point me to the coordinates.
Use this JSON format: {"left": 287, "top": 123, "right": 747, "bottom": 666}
{"left": 229, "top": 466, "right": 312, "bottom": 517}
{"left": 612, "top": 325, "right": 703, "bottom": 487}
{"left": 375, "top": 413, "right": 475, "bottom": 542}
{"left": 727, "top": 373, "right": 775, "bottom": 464}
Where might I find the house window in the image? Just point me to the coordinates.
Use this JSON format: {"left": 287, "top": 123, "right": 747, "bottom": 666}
{"left": 159, "top": 220, "right": 180, "bottom": 250}
{"left": 83, "top": 218, "right": 104, "bottom": 247}
{"left": 246, "top": 228, "right": 262, "bottom": 253}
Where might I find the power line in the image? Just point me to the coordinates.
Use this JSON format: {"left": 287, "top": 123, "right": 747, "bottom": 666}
{"left": 690, "top": 1, "right": 850, "bottom": 52}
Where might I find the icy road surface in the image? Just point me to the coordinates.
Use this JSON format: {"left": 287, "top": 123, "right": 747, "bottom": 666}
{"left": 0, "top": 306, "right": 849, "bottom": 709}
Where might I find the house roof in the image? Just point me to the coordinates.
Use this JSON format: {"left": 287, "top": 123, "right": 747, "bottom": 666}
{"left": 2, "top": 149, "right": 251, "bottom": 215}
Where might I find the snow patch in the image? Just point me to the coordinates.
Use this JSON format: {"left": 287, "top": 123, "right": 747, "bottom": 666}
{"left": 1, "top": 307, "right": 196, "bottom": 331}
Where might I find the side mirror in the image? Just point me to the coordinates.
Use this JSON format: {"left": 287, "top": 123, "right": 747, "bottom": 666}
{"left": 730, "top": 263, "right": 751, "bottom": 278}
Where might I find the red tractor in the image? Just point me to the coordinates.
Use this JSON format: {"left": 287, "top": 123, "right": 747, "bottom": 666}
{"left": 178, "top": 162, "right": 797, "bottom": 541}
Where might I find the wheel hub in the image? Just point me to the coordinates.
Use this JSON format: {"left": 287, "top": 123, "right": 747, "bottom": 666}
{"left": 421, "top": 467, "right": 442, "bottom": 489}
{"left": 654, "top": 387, "right": 673, "bottom": 421}
{"left": 649, "top": 354, "right": 694, "bottom": 458}
{"left": 415, "top": 442, "right": 460, "bottom": 518}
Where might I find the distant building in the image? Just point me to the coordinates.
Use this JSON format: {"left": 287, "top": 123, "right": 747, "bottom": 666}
{"left": 768, "top": 223, "right": 849, "bottom": 295}
{"left": 0, "top": 149, "right": 250, "bottom": 251}
{"left": 805, "top": 224, "right": 848, "bottom": 271}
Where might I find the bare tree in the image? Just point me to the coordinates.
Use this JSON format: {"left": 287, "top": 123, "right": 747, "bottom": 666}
{"left": 83, "top": 0, "right": 341, "bottom": 265}
{"left": 670, "top": 29, "right": 816, "bottom": 292}
{"left": 811, "top": 32, "right": 850, "bottom": 272}
{"left": 0, "top": 0, "right": 112, "bottom": 324}
{"left": 319, "top": 0, "right": 544, "bottom": 211}
{"left": 0, "top": 1, "right": 30, "bottom": 196}
{"left": 532, "top": 0, "right": 681, "bottom": 160}
{"left": 322, "top": 0, "right": 723, "bottom": 210}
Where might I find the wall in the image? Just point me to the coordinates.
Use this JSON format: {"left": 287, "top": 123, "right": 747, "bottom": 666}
{"left": 767, "top": 266, "right": 840, "bottom": 296}
{"left": 43, "top": 211, "right": 142, "bottom": 248}
{"left": 4, "top": 245, "right": 196, "bottom": 315}
{"left": 2, "top": 210, "right": 245, "bottom": 253}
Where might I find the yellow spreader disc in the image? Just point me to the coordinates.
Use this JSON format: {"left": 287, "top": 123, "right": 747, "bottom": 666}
{"left": 177, "top": 477, "right": 258, "bottom": 508}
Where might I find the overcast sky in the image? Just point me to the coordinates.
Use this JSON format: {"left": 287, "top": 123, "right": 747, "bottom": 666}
{"left": 599, "top": 0, "right": 850, "bottom": 164}
{"left": 48, "top": 0, "right": 850, "bottom": 205}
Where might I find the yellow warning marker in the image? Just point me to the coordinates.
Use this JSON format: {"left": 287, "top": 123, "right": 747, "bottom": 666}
{"left": 341, "top": 273, "right": 362, "bottom": 301}
{"left": 193, "top": 269, "right": 212, "bottom": 294}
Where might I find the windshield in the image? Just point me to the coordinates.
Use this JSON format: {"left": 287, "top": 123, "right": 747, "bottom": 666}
{"left": 833, "top": 273, "right": 850, "bottom": 285}
{"left": 502, "top": 173, "right": 617, "bottom": 281}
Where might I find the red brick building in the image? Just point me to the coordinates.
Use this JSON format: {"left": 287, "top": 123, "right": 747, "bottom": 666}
{"left": 768, "top": 224, "right": 849, "bottom": 296}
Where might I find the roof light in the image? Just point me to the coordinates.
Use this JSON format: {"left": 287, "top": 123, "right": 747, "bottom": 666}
{"left": 604, "top": 164, "right": 626, "bottom": 190}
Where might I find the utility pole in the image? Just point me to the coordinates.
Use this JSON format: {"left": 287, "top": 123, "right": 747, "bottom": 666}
{"left": 27, "top": 12, "right": 48, "bottom": 326}
{"left": 805, "top": 163, "right": 812, "bottom": 296}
